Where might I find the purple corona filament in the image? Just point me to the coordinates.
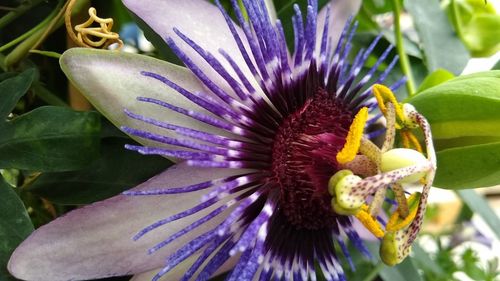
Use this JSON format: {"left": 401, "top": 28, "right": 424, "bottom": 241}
{"left": 122, "top": 0, "right": 402, "bottom": 280}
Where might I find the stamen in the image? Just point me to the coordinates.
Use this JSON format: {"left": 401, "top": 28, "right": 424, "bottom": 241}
{"left": 386, "top": 193, "right": 420, "bottom": 232}
{"left": 359, "top": 138, "right": 382, "bottom": 166}
{"left": 373, "top": 84, "right": 405, "bottom": 128}
{"left": 401, "top": 130, "right": 423, "bottom": 152}
{"left": 368, "top": 186, "right": 387, "bottom": 217}
{"left": 381, "top": 103, "right": 396, "bottom": 152}
{"left": 336, "top": 107, "right": 368, "bottom": 164}
{"left": 354, "top": 205, "right": 384, "bottom": 238}
{"left": 372, "top": 84, "right": 404, "bottom": 122}
{"left": 391, "top": 183, "right": 409, "bottom": 218}
{"left": 401, "top": 130, "right": 411, "bottom": 148}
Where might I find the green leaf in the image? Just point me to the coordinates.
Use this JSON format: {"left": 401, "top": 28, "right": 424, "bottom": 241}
{"left": 416, "top": 69, "right": 455, "bottom": 93}
{"left": 493, "top": 59, "right": 500, "bottom": 70}
{"left": 461, "top": 248, "right": 487, "bottom": 281}
{"left": 0, "top": 176, "right": 34, "bottom": 281}
{"left": 434, "top": 141, "right": 500, "bottom": 189}
{"left": 456, "top": 189, "right": 500, "bottom": 240}
{"left": 408, "top": 71, "right": 500, "bottom": 140}
{"left": 405, "top": 0, "right": 469, "bottom": 75}
{"left": 412, "top": 244, "right": 447, "bottom": 278}
{"left": 381, "top": 30, "right": 422, "bottom": 59}
{"left": 0, "top": 72, "right": 17, "bottom": 81}
{"left": 0, "top": 106, "right": 101, "bottom": 172}
{"left": 28, "top": 137, "right": 172, "bottom": 205}
{"left": 419, "top": 79, "right": 500, "bottom": 193}
{"left": 0, "top": 68, "right": 36, "bottom": 119}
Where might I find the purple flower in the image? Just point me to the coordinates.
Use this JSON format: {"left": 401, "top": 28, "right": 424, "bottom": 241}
{"left": 8, "top": 0, "right": 437, "bottom": 280}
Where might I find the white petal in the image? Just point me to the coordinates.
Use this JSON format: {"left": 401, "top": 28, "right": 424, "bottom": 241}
{"left": 264, "top": 0, "right": 278, "bottom": 24}
{"left": 8, "top": 162, "right": 247, "bottom": 281}
{"left": 130, "top": 255, "right": 198, "bottom": 281}
{"left": 130, "top": 255, "right": 239, "bottom": 281}
{"left": 123, "top": 0, "right": 257, "bottom": 100}
{"left": 60, "top": 48, "right": 237, "bottom": 154}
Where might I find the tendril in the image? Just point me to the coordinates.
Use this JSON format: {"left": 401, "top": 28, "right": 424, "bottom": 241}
{"left": 64, "top": 0, "right": 123, "bottom": 49}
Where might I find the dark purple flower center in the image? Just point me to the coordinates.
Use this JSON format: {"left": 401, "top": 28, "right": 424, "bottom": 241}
{"left": 271, "top": 88, "right": 353, "bottom": 229}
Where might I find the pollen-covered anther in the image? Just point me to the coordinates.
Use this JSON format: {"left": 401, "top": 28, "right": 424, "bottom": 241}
{"left": 372, "top": 84, "right": 405, "bottom": 125}
{"left": 355, "top": 205, "right": 385, "bottom": 238}
{"left": 336, "top": 107, "right": 369, "bottom": 164}
{"left": 386, "top": 192, "right": 421, "bottom": 232}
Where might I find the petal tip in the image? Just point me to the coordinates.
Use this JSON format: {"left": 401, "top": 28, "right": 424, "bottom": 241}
{"left": 6, "top": 239, "right": 38, "bottom": 281}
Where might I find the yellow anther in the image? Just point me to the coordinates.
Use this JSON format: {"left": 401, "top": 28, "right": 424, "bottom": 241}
{"left": 386, "top": 193, "right": 420, "bottom": 232}
{"left": 373, "top": 84, "right": 405, "bottom": 121}
{"left": 401, "top": 130, "right": 423, "bottom": 153}
{"left": 336, "top": 107, "right": 369, "bottom": 164}
{"left": 65, "top": 0, "right": 123, "bottom": 49}
{"left": 401, "top": 130, "right": 411, "bottom": 149}
{"left": 355, "top": 205, "right": 385, "bottom": 238}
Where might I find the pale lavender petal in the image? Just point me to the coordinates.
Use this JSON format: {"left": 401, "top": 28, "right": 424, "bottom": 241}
{"left": 122, "top": 0, "right": 258, "bottom": 100}
{"left": 60, "top": 48, "right": 240, "bottom": 156}
{"left": 8, "top": 163, "right": 249, "bottom": 281}
{"left": 130, "top": 255, "right": 238, "bottom": 281}
{"left": 130, "top": 255, "right": 199, "bottom": 281}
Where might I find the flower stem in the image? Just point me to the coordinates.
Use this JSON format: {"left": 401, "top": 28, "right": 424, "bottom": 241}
{"left": 449, "top": 0, "right": 465, "bottom": 42}
{"left": 391, "top": 0, "right": 416, "bottom": 96}
{"left": 0, "top": 0, "right": 44, "bottom": 30}
{"left": 3, "top": 0, "right": 66, "bottom": 68}
{"left": 0, "top": 5, "right": 58, "bottom": 53}
{"left": 362, "top": 262, "right": 385, "bottom": 281}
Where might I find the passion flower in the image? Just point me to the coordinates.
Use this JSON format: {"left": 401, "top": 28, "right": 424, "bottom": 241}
{"left": 8, "top": 0, "right": 436, "bottom": 280}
